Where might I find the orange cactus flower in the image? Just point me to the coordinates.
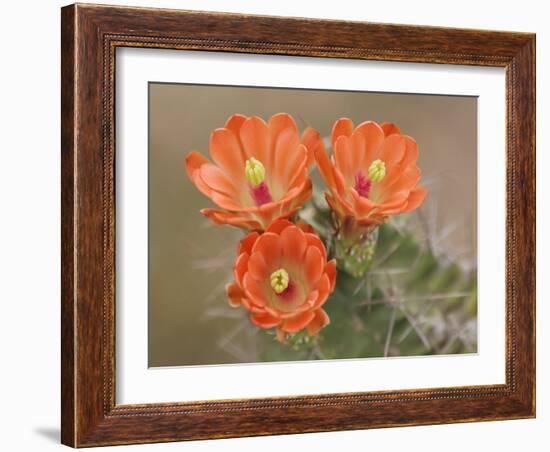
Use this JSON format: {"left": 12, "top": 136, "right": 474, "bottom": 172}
{"left": 185, "top": 113, "right": 324, "bottom": 231}
{"left": 314, "top": 118, "right": 427, "bottom": 225}
{"left": 225, "top": 219, "right": 336, "bottom": 342}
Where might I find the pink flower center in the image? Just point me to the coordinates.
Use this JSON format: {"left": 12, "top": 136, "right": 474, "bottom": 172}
{"left": 354, "top": 171, "right": 372, "bottom": 198}
{"left": 250, "top": 182, "right": 273, "bottom": 206}
{"left": 276, "top": 279, "right": 296, "bottom": 302}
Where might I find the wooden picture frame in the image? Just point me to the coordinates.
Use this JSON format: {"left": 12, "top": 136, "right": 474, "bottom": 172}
{"left": 61, "top": 3, "right": 535, "bottom": 447}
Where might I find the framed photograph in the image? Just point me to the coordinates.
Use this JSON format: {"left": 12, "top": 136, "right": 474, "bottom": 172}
{"left": 61, "top": 3, "right": 535, "bottom": 447}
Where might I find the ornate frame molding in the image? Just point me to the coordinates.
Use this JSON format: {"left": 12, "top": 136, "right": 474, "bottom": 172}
{"left": 61, "top": 4, "right": 535, "bottom": 447}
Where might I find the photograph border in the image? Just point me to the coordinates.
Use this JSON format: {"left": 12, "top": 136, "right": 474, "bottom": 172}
{"left": 61, "top": 3, "right": 535, "bottom": 447}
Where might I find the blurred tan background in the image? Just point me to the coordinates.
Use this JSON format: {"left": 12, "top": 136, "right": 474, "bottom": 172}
{"left": 148, "top": 83, "right": 477, "bottom": 367}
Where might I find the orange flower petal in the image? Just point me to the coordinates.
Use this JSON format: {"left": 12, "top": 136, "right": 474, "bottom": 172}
{"left": 283, "top": 146, "right": 309, "bottom": 190}
{"left": 352, "top": 121, "right": 385, "bottom": 170}
{"left": 209, "top": 128, "right": 246, "bottom": 182}
{"left": 257, "top": 199, "right": 281, "bottom": 215}
{"left": 401, "top": 136, "right": 419, "bottom": 167}
{"left": 394, "top": 166, "right": 421, "bottom": 192}
{"left": 276, "top": 179, "right": 313, "bottom": 219}
{"left": 247, "top": 251, "right": 269, "bottom": 282}
{"left": 334, "top": 135, "right": 353, "bottom": 181}
{"left": 238, "top": 232, "right": 260, "bottom": 255}
{"left": 226, "top": 282, "right": 245, "bottom": 308}
{"left": 325, "top": 259, "right": 337, "bottom": 291}
{"left": 379, "top": 201, "right": 409, "bottom": 216}
{"left": 185, "top": 149, "right": 209, "bottom": 172}
{"left": 403, "top": 186, "right": 427, "bottom": 212}
{"left": 325, "top": 194, "right": 343, "bottom": 217}
{"left": 273, "top": 131, "right": 303, "bottom": 187}
{"left": 277, "top": 298, "right": 313, "bottom": 319}
{"left": 266, "top": 219, "right": 294, "bottom": 234}
{"left": 348, "top": 127, "right": 366, "bottom": 172}
{"left": 377, "top": 134, "right": 406, "bottom": 166}
{"left": 210, "top": 191, "right": 242, "bottom": 210}
{"left": 289, "top": 172, "right": 311, "bottom": 202}
{"left": 263, "top": 305, "right": 283, "bottom": 319}
{"left": 307, "top": 309, "right": 330, "bottom": 336}
{"left": 293, "top": 176, "right": 313, "bottom": 205}
{"left": 201, "top": 208, "right": 262, "bottom": 230}
{"left": 353, "top": 187, "right": 409, "bottom": 217}
{"left": 185, "top": 151, "right": 212, "bottom": 196}
{"left": 331, "top": 182, "right": 355, "bottom": 215}
{"left": 251, "top": 312, "right": 281, "bottom": 329}
{"left": 300, "top": 126, "right": 324, "bottom": 167}
{"left": 332, "top": 165, "right": 347, "bottom": 195}
{"left": 233, "top": 253, "right": 249, "bottom": 287}
{"left": 241, "top": 296, "right": 265, "bottom": 314}
{"left": 251, "top": 232, "right": 281, "bottom": 265}
{"left": 239, "top": 116, "right": 270, "bottom": 163}
{"left": 313, "top": 274, "right": 331, "bottom": 308}
{"left": 379, "top": 165, "right": 420, "bottom": 197}
{"left": 381, "top": 188, "right": 411, "bottom": 207}
{"left": 243, "top": 273, "right": 268, "bottom": 307}
{"left": 281, "top": 310, "right": 316, "bottom": 333}
{"left": 304, "top": 290, "right": 319, "bottom": 307}
{"left": 314, "top": 141, "right": 336, "bottom": 189}
{"left": 380, "top": 122, "right": 401, "bottom": 137}
{"left": 373, "top": 190, "right": 412, "bottom": 216}
{"left": 331, "top": 117, "right": 354, "bottom": 147}
{"left": 224, "top": 114, "right": 247, "bottom": 140}
{"left": 349, "top": 188, "right": 378, "bottom": 219}
{"left": 305, "top": 246, "right": 324, "bottom": 287}
{"left": 253, "top": 202, "right": 286, "bottom": 230}
{"left": 304, "top": 232, "right": 327, "bottom": 261}
{"left": 281, "top": 225, "right": 307, "bottom": 264}
{"left": 267, "top": 113, "right": 299, "bottom": 167}
{"left": 296, "top": 222, "right": 315, "bottom": 234}
{"left": 200, "top": 163, "right": 238, "bottom": 197}
{"left": 375, "top": 161, "right": 404, "bottom": 189}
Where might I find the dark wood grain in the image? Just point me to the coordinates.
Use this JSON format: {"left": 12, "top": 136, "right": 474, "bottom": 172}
{"left": 60, "top": 5, "right": 76, "bottom": 447}
{"left": 61, "top": 3, "right": 536, "bottom": 447}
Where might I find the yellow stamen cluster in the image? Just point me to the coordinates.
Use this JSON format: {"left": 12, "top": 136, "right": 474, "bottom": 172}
{"left": 245, "top": 157, "right": 266, "bottom": 186}
{"left": 270, "top": 268, "right": 289, "bottom": 294}
{"left": 368, "top": 159, "right": 386, "bottom": 183}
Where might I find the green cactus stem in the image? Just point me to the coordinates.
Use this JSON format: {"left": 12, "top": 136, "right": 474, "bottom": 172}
{"left": 333, "top": 216, "right": 379, "bottom": 278}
